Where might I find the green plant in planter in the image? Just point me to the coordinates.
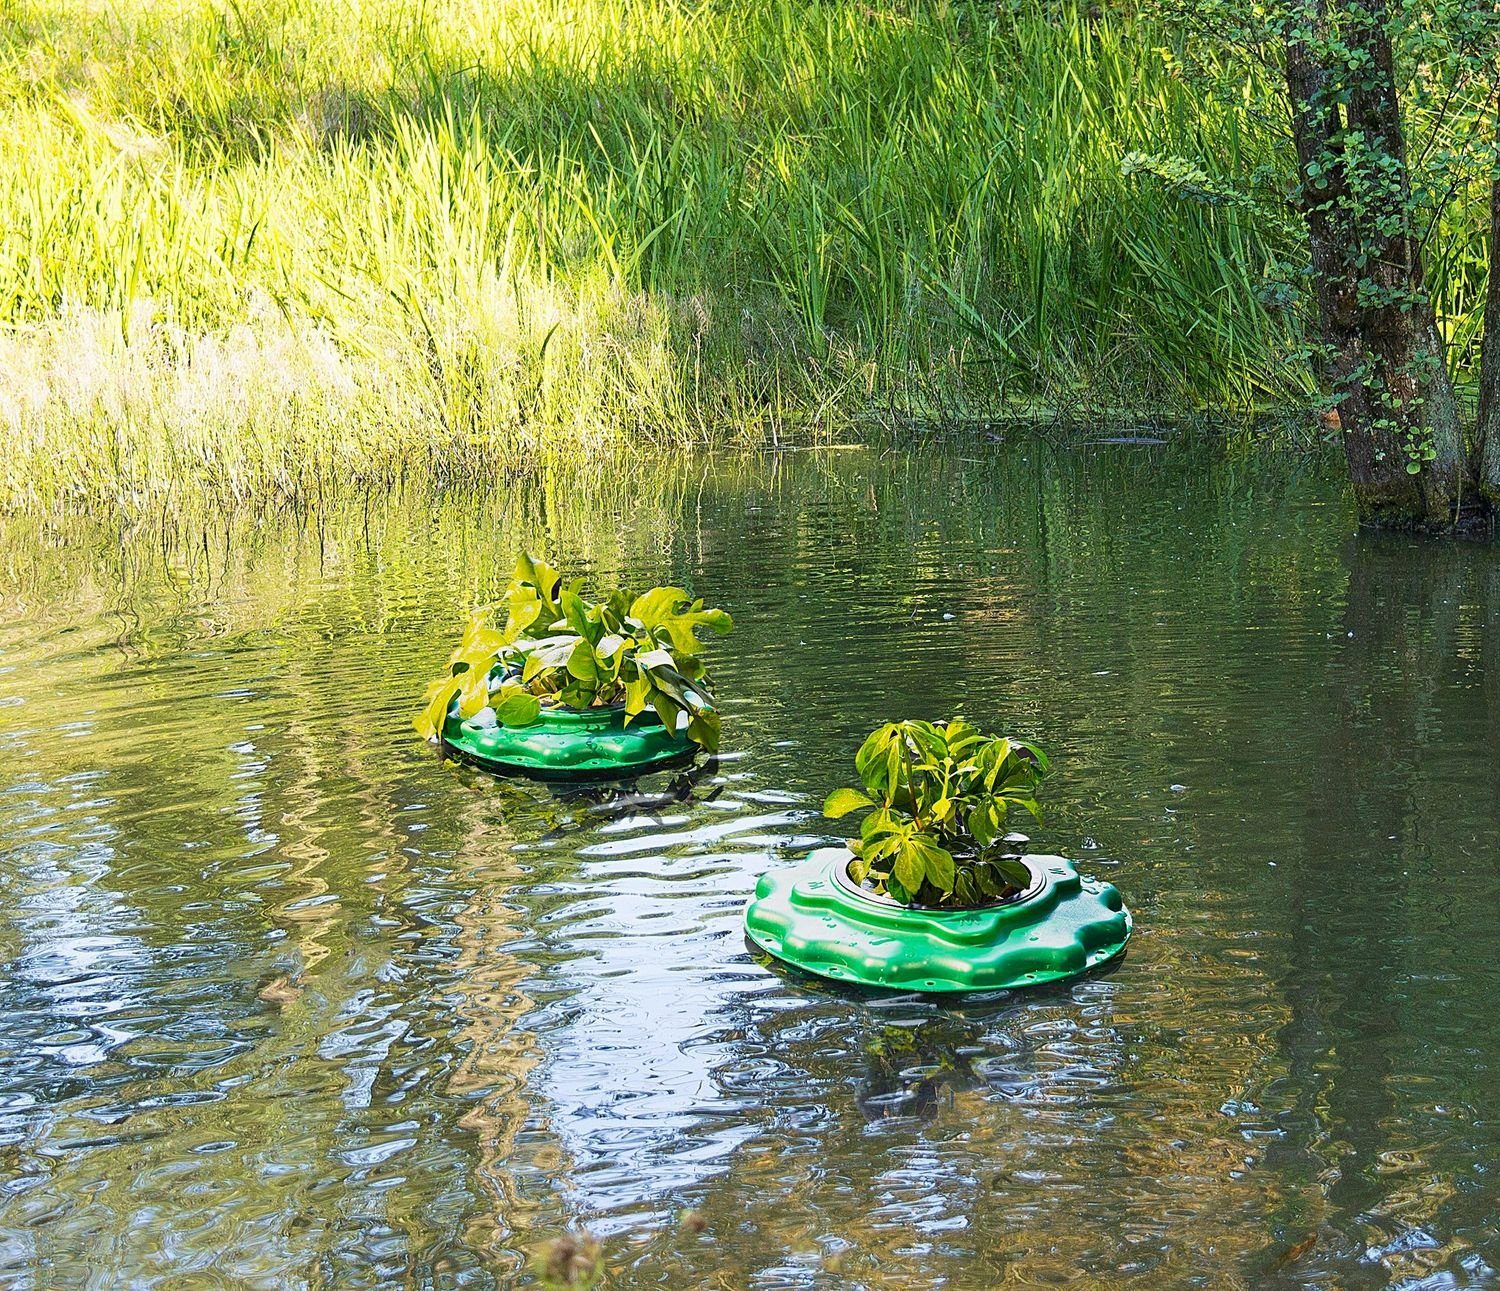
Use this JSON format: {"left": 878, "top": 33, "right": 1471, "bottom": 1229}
{"left": 822, "top": 718, "right": 1049, "bottom": 908}
{"left": 415, "top": 552, "right": 732, "bottom": 752}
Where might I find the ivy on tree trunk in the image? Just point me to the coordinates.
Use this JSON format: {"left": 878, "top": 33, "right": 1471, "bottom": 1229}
{"left": 1144, "top": 0, "right": 1500, "bottom": 533}
{"left": 1283, "top": 0, "right": 1467, "bottom": 529}
{"left": 1478, "top": 111, "right": 1500, "bottom": 501}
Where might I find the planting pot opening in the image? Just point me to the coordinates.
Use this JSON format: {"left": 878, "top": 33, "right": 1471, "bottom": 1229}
{"left": 831, "top": 852, "right": 1047, "bottom": 912}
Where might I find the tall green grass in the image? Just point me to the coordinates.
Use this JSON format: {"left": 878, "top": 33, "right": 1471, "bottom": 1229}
{"left": 0, "top": 0, "right": 1331, "bottom": 507}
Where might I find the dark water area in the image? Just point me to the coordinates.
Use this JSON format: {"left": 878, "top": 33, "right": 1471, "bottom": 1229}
{"left": 1, "top": 442, "right": 1497, "bottom": 1289}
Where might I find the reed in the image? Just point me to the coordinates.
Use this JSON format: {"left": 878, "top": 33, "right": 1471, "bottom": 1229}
{"left": 0, "top": 0, "right": 1477, "bottom": 508}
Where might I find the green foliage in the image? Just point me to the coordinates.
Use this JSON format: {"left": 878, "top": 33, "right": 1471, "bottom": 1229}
{"left": 415, "top": 552, "right": 731, "bottom": 752}
{"left": 0, "top": 0, "right": 1331, "bottom": 509}
{"left": 823, "top": 718, "right": 1049, "bottom": 908}
{"left": 1120, "top": 153, "right": 1259, "bottom": 210}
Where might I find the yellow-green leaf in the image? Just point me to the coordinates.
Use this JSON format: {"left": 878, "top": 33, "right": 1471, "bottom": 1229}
{"left": 623, "top": 675, "right": 651, "bottom": 719}
{"left": 892, "top": 845, "right": 925, "bottom": 894}
{"left": 495, "top": 690, "right": 542, "bottom": 727}
{"left": 628, "top": 585, "right": 690, "bottom": 628}
{"left": 823, "top": 787, "right": 876, "bottom": 819}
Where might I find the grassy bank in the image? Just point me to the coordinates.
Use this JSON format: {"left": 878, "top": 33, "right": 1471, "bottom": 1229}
{"left": 0, "top": 0, "right": 1423, "bottom": 508}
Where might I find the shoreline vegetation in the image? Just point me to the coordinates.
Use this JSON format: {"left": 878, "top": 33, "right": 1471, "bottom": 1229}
{"left": 0, "top": 0, "right": 1485, "bottom": 511}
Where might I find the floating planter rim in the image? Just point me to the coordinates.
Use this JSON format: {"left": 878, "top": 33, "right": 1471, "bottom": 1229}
{"left": 744, "top": 846, "right": 1131, "bottom": 994}
{"left": 441, "top": 699, "right": 697, "bottom": 781}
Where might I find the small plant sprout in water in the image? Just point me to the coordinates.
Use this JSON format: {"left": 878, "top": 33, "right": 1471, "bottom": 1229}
{"left": 823, "top": 717, "right": 1049, "bottom": 908}
{"left": 532, "top": 1233, "right": 603, "bottom": 1289}
{"left": 415, "top": 552, "right": 732, "bottom": 753}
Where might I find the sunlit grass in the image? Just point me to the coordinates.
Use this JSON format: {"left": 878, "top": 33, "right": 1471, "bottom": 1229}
{"left": 0, "top": 0, "right": 1343, "bottom": 508}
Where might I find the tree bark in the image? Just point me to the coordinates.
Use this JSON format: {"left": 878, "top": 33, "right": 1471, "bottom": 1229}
{"left": 1477, "top": 118, "right": 1500, "bottom": 506}
{"left": 1283, "top": 0, "right": 1469, "bottom": 530}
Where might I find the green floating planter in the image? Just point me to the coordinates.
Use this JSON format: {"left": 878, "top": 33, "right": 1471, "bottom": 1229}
{"left": 442, "top": 702, "right": 695, "bottom": 780}
{"left": 744, "top": 847, "right": 1131, "bottom": 993}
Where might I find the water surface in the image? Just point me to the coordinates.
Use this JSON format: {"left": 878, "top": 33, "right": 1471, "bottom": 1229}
{"left": 1, "top": 443, "right": 1497, "bottom": 1289}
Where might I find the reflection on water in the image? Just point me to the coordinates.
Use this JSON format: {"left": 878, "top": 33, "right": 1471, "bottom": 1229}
{"left": 2, "top": 443, "right": 1499, "bottom": 1289}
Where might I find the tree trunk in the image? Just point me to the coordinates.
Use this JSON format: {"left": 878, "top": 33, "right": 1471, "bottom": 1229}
{"left": 1283, "top": 0, "right": 1468, "bottom": 530}
{"left": 1477, "top": 119, "right": 1500, "bottom": 507}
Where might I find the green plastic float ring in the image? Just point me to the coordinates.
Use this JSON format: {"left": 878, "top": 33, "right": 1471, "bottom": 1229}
{"left": 744, "top": 847, "right": 1131, "bottom": 993}
{"left": 442, "top": 702, "right": 696, "bottom": 780}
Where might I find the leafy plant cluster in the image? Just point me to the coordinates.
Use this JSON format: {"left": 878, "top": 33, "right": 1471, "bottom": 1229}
{"left": 415, "top": 553, "right": 732, "bottom": 752}
{"left": 823, "top": 718, "right": 1049, "bottom": 908}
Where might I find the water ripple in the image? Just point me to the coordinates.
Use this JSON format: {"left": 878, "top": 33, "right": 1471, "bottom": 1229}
{"left": 0, "top": 448, "right": 1497, "bottom": 1288}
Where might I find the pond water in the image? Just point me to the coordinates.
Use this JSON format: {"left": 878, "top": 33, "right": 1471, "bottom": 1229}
{"left": 1, "top": 442, "right": 1498, "bottom": 1289}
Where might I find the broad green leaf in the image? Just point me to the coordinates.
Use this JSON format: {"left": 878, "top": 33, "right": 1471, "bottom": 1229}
{"left": 495, "top": 690, "right": 542, "bottom": 727}
{"left": 650, "top": 690, "right": 680, "bottom": 734}
{"left": 640, "top": 661, "right": 694, "bottom": 708}
{"left": 622, "top": 674, "right": 651, "bottom": 719}
{"left": 657, "top": 604, "right": 734, "bottom": 655}
{"left": 980, "top": 738, "right": 1012, "bottom": 790}
{"left": 559, "top": 588, "right": 595, "bottom": 642}
{"left": 854, "top": 725, "right": 896, "bottom": 786}
{"left": 892, "top": 843, "right": 926, "bottom": 895}
{"left": 628, "top": 585, "right": 690, "bottom": 628}
{"left": 502, "top": 589, "right": 543, "bottom": 643}
{"left": 974, "top": 861, "right": 1006, "bottom": 896}
{"left": 603, "top": 588, "right": 631, "bottom": 627}
{"left": 558, "top": 681, "right": 596, "bottom": 709}
{"left": 823, "top": 786, "right": 876, "bottom": 819}
{"left": 993, "top": 856, "right": 1033, "bottom": 889}
{"left": 906, "top": 722, "right": 945, "bottom": 760}
{"left": 954, "top": 869, "right": 979, "bottom": 904}
{"left": 453, "top": 618, "right": 505, "bottom": 665}
{"left": 919, "top": 841, "right": 956, "bottom": 893}
{"left": 455, "top": 665, "right": 492, "bottom": 719}
{"left": 566, "top": 639, "right": 601, "bottom": 683}
{"left": 968, "top": 801, "right": 1002, "bottom": 848}
{"left": 513, "top": 552, "right": 563, "bottom": 606}
{"left": 415, "top": 674, "right": 462, "bottom": 740}
{"left": 1015, "top": 740, "right": 1050, "bottom": 775}
{"left": 686, "top": 708, "right": 721, "bottom": 752}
